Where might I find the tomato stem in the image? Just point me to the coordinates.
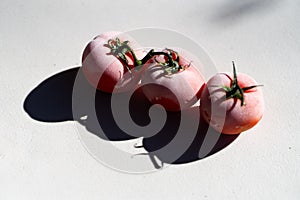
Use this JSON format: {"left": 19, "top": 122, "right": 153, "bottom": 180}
{"left": 222, "top": 61, "right": 263, "bottom": 106}
{"left": 133, "top": 48, "right": 186, "bottom": 74}
{"left": 107, "top": 38, "right": 186, "bottom": 74}
{"left": 107, "top": 38, "right": 142, "bottom": 73}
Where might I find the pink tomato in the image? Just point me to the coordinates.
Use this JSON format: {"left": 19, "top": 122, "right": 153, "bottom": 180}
{"left": 82, "top": 31, "right": 143, "bottom": 93}
{"left": 200, "top": 62, "right": 264, "bottom": 134}
{"left": 141, "top": 49, "right": 206, "bottom": 112}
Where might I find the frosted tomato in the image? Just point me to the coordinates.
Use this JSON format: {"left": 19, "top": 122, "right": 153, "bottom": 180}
{"left": 82, "top": 31, "right": 143, "bottom": 93}
{"left": 200, "top": 62, "right": 264, "bottom": 134}
{"left": 141, "top": 49, "right": 205, "bottom": 112}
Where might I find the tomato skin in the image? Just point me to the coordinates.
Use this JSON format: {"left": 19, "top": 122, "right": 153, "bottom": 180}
{"left": 82, "top": 32, "right": 143, "bottom": 93}
{"left": 200, "top": 72, "right": 264, "bottom": 134}
{"left": 141, "top": 51, "right": 205, "bottom": 112}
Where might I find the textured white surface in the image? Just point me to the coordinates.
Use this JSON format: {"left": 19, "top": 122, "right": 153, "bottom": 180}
{"left": 1, "top": 0, "right": 300, "bottom": 199}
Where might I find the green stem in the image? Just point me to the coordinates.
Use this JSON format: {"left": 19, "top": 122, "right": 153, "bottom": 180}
{"left": 107, "top": 37, "right": 183, "bottom": 74}
{"left": 122, "top": 44, "right": 142, "bottom": 67}
{"left": 139, "top": 49, "right": 175, "bottom": 67}
{"left": 223, "top": 61, "right": 263, "bottom": 106}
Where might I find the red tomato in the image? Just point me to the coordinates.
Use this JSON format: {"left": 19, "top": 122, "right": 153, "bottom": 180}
{"left": 82, "top": 31, "right": 143, "bottom": 93}
{"left": 200, "top": 62, "right": 264, "bottom": 134}
{"left": 141, "top": 49, "right": 205, "bottom": 112}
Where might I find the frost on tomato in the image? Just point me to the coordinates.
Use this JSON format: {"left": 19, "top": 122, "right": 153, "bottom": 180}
{"left": 81, "top": 31, "right": 143, "bottom": 93}
{"left": 141, "top": 49, "right": 206, "bottom": 112}
{"left": 200, "top": 62, "right": 264, "bottom": 134}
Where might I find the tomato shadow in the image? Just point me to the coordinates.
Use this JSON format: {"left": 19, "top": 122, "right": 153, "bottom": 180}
{"left": 23, "top": 66, "right": 139, "bottom": 141}
{"left": 141, "top": 107, "right": 239, "bottom": 165}
{"left": 23, "top": 67, "right": 79, "bottom": 122}
{"left": 23, "top": 66, "right": 240, "bottom": 165}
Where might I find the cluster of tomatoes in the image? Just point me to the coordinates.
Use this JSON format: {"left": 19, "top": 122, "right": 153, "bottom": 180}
{"left": 82, "top": 31, "right": 264, "bottom": 135}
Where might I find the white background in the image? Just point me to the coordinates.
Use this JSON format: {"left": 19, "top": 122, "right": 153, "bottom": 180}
{"left": 1, "top": 0, "right": 300, "bottom": 199}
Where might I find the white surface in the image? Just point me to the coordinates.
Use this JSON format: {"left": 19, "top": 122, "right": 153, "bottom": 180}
{"left": 1, "top": 0, "right": 300, "bottom": 199}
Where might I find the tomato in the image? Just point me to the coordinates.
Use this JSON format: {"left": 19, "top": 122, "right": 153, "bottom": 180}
{"left": 82, "top": 31, "right": 143, "bottom": 93}
{"left": 141, "top": 49, "right": 206, "bottom": 112}
{"left": 200, "top": 62, "right": 264, "bottom": 134}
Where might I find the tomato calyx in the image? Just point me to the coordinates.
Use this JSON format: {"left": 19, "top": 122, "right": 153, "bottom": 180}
{"left": 107, "top": 38, "right": 142, "bottom": 73}
{"left": 106, "top": 38, "right": 189, "bottom": 75}
{"left": 219, "top": 61, "right": 263, "bottom": 106}
{"left": 142, "top": 48, "right": 188, "bottom": 75}
{"left": 155, "top": 49, "right": 190, "bottom": 75}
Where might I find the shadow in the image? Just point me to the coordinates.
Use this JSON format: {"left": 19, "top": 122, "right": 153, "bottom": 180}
{"left": 23, "top": 66, "right": 139, "bottom": 141}
{"left": 24, "top": 66, "right": 239, "bottom": 165}
{"left": 142, "top": 107, "right": 239, "bottom": 165}
{"left": 23, "top": 67, "right": 79, "bottom": 122}
{"left": 77, "top": 85, "right": 154, "bottom": 141}
{"left": 210, "top": 0, "right": 279, "bottom": 25}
